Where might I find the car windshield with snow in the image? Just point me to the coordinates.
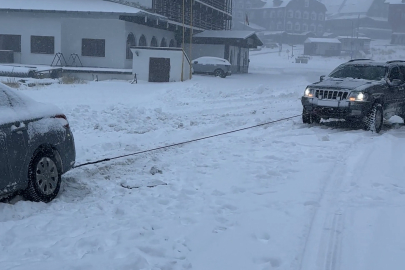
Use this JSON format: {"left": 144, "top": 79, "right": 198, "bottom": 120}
{"left": 302, "top": 60, "right": 405, "bottom": 133}
{"left": 0, "top": 82, "right": 75, "bottom": 202}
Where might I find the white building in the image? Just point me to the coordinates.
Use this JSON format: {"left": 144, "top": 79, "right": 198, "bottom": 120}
{"left": 0, "top": 0, "right": 179, "bottom": 69}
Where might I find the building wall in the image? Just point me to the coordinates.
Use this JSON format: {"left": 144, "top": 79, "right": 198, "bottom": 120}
{"left": 184, "top": 44, "right": 226, "bottom": 60}
{"left": 0, "top": 12, "right": 63, "bottom": 65}
{"left": 389, "top": 4, "right": 405, "bottom": 33}
{"left": 124, "top": 21, "right": 175, "bottom": 68}
{"left": 62, "top": 18, "right": 127, "bottom": 69}
{"left": 243, "top": 0, "right": 326, "bottom": 36}
{"left": 0, "top": 11, "right": 177, "bottom": 69}
{"left": 131, "top": 48, "right": 191, "bottom": 82}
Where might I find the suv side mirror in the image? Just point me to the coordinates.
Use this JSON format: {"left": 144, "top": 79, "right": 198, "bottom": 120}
{"left": 320, "top": 75, "right": 325, "bottom": 82}
{"left": 389, "top": 79, "right": 402, "bottom": 86}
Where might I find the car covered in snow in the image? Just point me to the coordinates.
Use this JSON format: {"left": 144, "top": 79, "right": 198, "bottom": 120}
{"left": 192, "top": 56, "right": 232, "bottom": 78}
{"left": 0, "top": 82, "right": 75, "bottom": 202}
{"left": 301, "top": 59, "right": 405, "bottom": 133}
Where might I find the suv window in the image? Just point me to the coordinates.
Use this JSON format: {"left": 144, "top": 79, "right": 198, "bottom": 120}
{"left": 329, "top": 65, "right": 386, "bottom": 81}
{"left": 0, "top": 90, "right": 11, "bottom": 107}
{"left": 400, "top": 66, "right": 405, "bottom": 82}
{"left": 389, "top": 66, "right": 401, "bottom": 81}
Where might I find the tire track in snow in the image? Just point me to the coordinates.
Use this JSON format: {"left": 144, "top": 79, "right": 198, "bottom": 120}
{"left": 298, "top": 133, "right": 367, "bottom": 270}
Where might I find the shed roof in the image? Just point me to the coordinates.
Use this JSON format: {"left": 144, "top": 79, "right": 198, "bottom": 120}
{"left": 0, "top": 0, "right": 152, "bottom": 15}
{"left": 305, "top": 38, "right": 341, "bottom": 44}
{"left": 193, "top": 31, "right": 263, "bottom": 47}
{"left": 194, "top": 31, "right": 257, "bottom": 39}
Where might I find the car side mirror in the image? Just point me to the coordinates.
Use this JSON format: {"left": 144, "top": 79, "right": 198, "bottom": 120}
{"left": 320, "top": 75, "right": 325, "bottom": 82}
{"left": 390, "top": 79, "right": 402, "bottom": 86}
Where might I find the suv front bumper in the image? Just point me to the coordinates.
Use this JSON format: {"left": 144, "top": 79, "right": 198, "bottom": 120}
{"left": 302, "top": 97, "right": 372, "bottom": 120}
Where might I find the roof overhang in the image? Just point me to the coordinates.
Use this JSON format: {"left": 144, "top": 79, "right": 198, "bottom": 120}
{"left": 192, "top": 31, "right": 263, "bottom": 48}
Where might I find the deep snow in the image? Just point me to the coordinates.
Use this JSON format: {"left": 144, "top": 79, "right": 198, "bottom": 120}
{"left": 1, "top": 41, "right": 405, "bottom": 270}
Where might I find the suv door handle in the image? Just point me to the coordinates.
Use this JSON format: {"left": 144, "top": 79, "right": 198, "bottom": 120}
{"left": 11, "top": 122, "right": 27, "bottom": 133}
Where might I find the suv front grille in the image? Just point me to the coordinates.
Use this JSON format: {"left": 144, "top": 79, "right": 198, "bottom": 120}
{"left": 315, "top": 90, "right": 349, "bottom": 100}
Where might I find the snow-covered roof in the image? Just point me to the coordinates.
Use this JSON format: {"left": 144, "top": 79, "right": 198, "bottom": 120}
{"left": 261, "top": 0, "right": 291, "bottom": 8}
{"left": 0, "top": 0, "right": 146, "bottom": 15}
{"left": 305, "top": 38, "right": 341, "bottom": 44}
{"left": 338, "top": 0, "right": 375, "bottom": 14}
{"left": 338, "top": 36, "right": 372, "bottom": 40}
{"left": 385, "top": 0, "right": 405, "bottom": 4}
{"left": 323, "top": 0, "right": 375, "bottom": 15}
{"left": 194, "top": 31, "right": 258, "bottom": 40}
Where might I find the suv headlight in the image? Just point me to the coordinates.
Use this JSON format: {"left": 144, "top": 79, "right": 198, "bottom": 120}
{"left": 349, "top": 92, "right": 368, "bottom": 101}
{"left": 304, "top": 87, "right": 314, "bottom": 97}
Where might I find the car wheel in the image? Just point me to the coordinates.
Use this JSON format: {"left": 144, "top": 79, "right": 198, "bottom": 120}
{"left": 24, "top": 148, "right": 62, "bottom": 203}
{"left": 302, "top": 109, "right": 320, "bottom": 124}
{"left": 214, "top": 69, "right": 225, "bottom": 78}
{"left": 364, "top": 103, "right": 383, "bottom": 133}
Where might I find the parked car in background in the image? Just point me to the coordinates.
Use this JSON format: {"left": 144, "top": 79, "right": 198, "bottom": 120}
{"left": 0, "top": 82, "right": 76, "bottom": 202}
{"left": 192, "top": 57, "right": 232, "bottom": 78}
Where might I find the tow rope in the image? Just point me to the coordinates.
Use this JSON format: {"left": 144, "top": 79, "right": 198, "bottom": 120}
{"left": 73, "top": 114, "right": 301, "bottom": 169}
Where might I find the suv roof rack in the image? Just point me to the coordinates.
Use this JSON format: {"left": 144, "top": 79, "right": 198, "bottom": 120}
{"left": 386, "top": 60, "right": 405, "bottom": 64}
{"left": 348, "top": 59, "right": 373, "bottom": 62}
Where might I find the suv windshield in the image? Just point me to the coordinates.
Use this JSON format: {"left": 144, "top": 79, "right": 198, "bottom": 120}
{"left": 329, "top": 65, "right": 387, "bottom": 81}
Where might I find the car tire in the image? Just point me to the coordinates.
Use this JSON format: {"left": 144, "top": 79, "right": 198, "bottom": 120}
{"left": 214, "top": 69, "right": 226, "bottom": 78}
{"left": 364, "top": 103, "right": 383, "bottom": 133}
{"left": 302, "top": 109, "right": 321, "bottom": 124}
{"left": 24, "top": 148, "right": 62, "bottom": 203}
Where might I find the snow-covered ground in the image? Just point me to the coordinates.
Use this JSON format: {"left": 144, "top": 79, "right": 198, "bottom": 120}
{"left": 1, "top": 41, "right": 405, "bottom": 270}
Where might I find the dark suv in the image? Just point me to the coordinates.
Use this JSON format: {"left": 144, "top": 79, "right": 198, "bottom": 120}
{"left": 301, "top": 59, "right": 405, "bottom": 133}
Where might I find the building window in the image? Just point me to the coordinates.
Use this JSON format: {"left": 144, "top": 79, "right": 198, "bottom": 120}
{"left": 287, "top": 21, "right": 293, "bottom": 31}
{"left": 169, "top": 39, "right": 176, "bottom": 47}
{"left": 139, "top": 35, "right": 147, "bottom": 46}
{"left": 277, "top": 21, "right": 283, "bottom": 30}
{"left": 278, "top": 10, "right": 284, "bottom": 18}
{"left": 288, "top": 10, "right": 293, "bottom": 18}
{"left": 311, "top": 12, "right": 317, "bottom": 20}
{"left": 303, "top": 11, "right": 309, "bottom": 19}
{"left": 318, "top": 13, "right": 324, "bottom": 21}
{"left": 160, "top": 38, "right": 167, "bottom": 47}
{"left": 295, "top": 23, "right": 301, "bottom": 31}
{"left": 150, "top": 36, "right": 158, "bottom": 47}
{"left": 302, "top": 24, "right": 308, "bottom": 32}
{"left": 0, "top": 34, "right": 21, "bottom": 52}
{"left": 295, "top": 11, "right": 301, "bottom": 19}
{"left": 310, "top": 24, "right": 316, "bottom": 32}
{"left": 82, "top": 39, "right": 105, "bottom": 57}
{"left": 271, "top": 11, "right": 276, "bottom": 18}
{"left": 305, "top": 0, "right": 309, "bottom": 8}
{"left": 126, "top": 33, "right": 136, "bottom": 59}
{"left": 318, "top": 25, "right": 324, "bottom": 33}
{"left": 31, "top": 36, "right": 54, "bottom": 54}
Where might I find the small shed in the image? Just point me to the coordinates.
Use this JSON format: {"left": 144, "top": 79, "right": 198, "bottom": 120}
{"left": 337, "top": 36, "right": 372, "bottom": 54}
{"left": 185, "top": 30, "right": 263, "bottom": 74}
{"left": 304, "top": 38, "right": 342, "bottom": 56}
{"left": 130, "top": 47, "right": 191, "bottom": 82}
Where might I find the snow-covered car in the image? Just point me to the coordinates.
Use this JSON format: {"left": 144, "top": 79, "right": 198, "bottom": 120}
{"left": 192, "top": 57, "right": 232, "bottom": 78}
{"left": 0, "top": 82, "right": 76, "bottom": 202}
{"left": 302, "top": 59, "right": 405, "bottom": 133}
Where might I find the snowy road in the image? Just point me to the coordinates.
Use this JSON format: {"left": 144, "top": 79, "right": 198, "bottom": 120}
{"left": 1, "top": 51, "right": 405, "bottom": 270}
